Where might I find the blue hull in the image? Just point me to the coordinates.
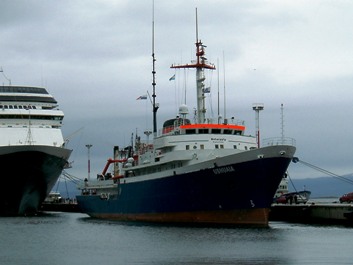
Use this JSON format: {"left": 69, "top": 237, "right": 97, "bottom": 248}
{"left": 77, "top": 155, "right": 292, "bottom": 226}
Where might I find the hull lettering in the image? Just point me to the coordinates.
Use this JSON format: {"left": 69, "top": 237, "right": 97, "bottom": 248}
{"left": 213, "top": 166, "right": 235, "bottom": 175}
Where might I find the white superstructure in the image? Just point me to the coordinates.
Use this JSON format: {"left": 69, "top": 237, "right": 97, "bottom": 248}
{"left": 0, "top": 86, "right": 65, "bottom": 147}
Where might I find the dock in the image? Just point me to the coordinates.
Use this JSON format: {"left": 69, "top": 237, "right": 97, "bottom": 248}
{"left": 40, "top": 202, "right": 80, "bottom": 213}
{"left": 270, "top": 202, "right": 353, "bottom": 225}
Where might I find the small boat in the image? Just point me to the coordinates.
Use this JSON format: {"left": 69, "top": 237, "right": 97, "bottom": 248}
{"left": 43, "top": 192, "right": 63, "bottom": 204}
{"left": 273, "top": 190, "right": 311, "bottom": 204}
{"left": 41, "top": 191, "right": 79, "bottom": 213}
{"left": 273, "top": 170, "right": 311, "bottom": 205}
{"left": 274, "top": 174, "right": 290, "bottom": 198}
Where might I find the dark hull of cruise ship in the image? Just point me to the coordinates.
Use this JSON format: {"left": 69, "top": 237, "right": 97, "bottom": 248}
{"left": 77, "top": 148, "right": 294, "bottom": 226}
{"left": 0, "top": 146, "right": 72, "bottom": 215}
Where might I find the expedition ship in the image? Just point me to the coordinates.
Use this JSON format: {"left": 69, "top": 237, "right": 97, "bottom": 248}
{"left": 0, "top": 85, "right": 72, "bottom": 215}
{"left": 76, "top": 11, "right": 296, "bottom": 226}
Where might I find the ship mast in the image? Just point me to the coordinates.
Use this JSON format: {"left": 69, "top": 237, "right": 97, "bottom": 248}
{"left": 281, "top": 103, "right": 285, "bottom": 144}
{"left": 170, "top": 8, "right": 215, "bottom": 124}
{"left": 151, "top": 0, "right": 159, "bottom": 135}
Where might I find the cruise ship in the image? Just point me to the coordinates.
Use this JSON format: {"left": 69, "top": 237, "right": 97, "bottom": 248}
{"left": 76, "top": 10, "right": 296, "bottom": 226}
{"left": 0, "top": 85, "right": 72, "bottom": 215}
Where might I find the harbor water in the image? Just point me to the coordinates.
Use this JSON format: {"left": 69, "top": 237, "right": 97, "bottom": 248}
{"left": 0, "top": 212, "right": 351, "bottom": 265}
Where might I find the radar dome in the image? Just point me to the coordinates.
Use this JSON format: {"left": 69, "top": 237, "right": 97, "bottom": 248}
{"left": 178, "top": 104, "right": 189, "bottom": 115}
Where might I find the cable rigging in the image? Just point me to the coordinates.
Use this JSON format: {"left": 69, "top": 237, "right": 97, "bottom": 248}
{"left": 292, "top": 157, "right": 353, "bottom": 186}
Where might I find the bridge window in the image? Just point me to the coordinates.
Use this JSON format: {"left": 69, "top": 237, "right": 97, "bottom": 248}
{"left": 211, "top": 129, "right": 221, "bottom": 134}
{"left": 185, "top": 129, "right": 196, "bottom": 134}
{"left": 224, "top": 129, "right": 232, "bottom": 134}
{"left": 199, "top": 129, "right": 208, "bottom": 134}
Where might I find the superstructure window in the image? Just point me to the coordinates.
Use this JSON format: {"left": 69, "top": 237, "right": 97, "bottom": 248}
{"left": 200, "top": 144, "right": 204, "bottom": 149}
{"left": 0, "top": 86, "right": 48, "bottom": 94}
{"left": 185, "top": 129, "right": 196, "bottom": 134}
{"left": 0, "top": 104, "right": 37, "bottom": 109}
{"left": 0, "top": 114, "right": 63, "bottom": 120}
{"left": 186, "top": 145, "right": 190, "bottom": 150}
{"left": 215, "top": 144, "right": 219, "bottom": 149}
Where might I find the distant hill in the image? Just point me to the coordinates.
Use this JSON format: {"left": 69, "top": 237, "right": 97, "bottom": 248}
{"left": 51, "top": 175, "right": 353, "bottom": 199}
{"left": 289, "top": 175, "right": 353, "bottom": 198}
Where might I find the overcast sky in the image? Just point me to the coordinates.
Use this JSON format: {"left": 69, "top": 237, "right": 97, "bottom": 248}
{"left": 1, "top": 0, "right": 353, "bottom": 184}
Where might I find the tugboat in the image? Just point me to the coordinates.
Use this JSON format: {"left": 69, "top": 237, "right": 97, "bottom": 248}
{"left": 273, "top": 173, "right": 311, "bottom": 204}
{"left": 76, "top": 9, "right": 296, "bottom": 226}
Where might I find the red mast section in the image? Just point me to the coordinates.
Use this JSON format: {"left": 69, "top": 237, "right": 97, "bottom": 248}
{"left": 170, "top": 39, "right": 216, "bottom": 70}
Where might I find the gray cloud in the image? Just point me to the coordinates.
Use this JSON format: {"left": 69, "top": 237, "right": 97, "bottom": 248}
{"left": 1, "top": 0, "right": 353, "bottom": 184}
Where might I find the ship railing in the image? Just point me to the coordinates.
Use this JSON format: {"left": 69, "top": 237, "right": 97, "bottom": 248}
{"left": 158, "top": 118, "right": 246, "bottom": 136}
{"left": 83, "top": 179, "right": 117, "bottom": 188}
{"left": 262, "top": 137, "right": 296, "bottom": 147}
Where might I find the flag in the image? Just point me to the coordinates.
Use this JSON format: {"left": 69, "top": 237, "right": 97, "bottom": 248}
{"left": 136, "top": 95, "right": 147, "bottom": 100}
{"left": 169, "top": 74, "right": 175, "bottom": 81}
{"left": 203, "top": 87, "right": 211, "bottom": 93}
